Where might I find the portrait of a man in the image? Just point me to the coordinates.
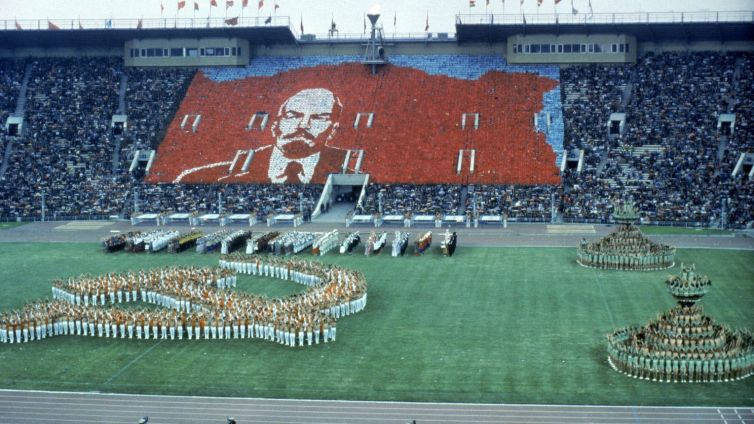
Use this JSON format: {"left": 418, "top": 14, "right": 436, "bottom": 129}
{"left": 264, "top": 88, "right": 345, "bottom": 183}
{"left": 175, "top": 87, "right": 347, "bottom": 184}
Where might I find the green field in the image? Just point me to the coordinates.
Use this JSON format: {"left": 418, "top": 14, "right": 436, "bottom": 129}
{"left": 638, "top": 225, "right": 733, "bottom": 235}
{"left": 0, "top": 242, "right": 752, "bottom": 406}
{"left": 0, "top": 222, "right": 27, "bottom": 230}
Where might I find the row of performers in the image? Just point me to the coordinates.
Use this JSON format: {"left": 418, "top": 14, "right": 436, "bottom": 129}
{"left": 103, "top": 230, "right": 250, "bottom": 254}
{"left": 576, "top": 249, "right": 674, "bottom": 270}
{"left": 608, "top": 329, "right": 754, "bottom": 382}
{"left": 105, "top": 228, "right": 458, "bottom": 258}
{"left": 0, "top": 258, "right": 367, "bottom": 347}
{"left": 0, "top": 301, "right": 340, "bottom": 347}
{"left": 338, "top": 230, "right": 456, "bottom": 257}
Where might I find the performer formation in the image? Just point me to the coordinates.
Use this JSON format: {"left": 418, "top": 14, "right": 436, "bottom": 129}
{"left": 577, "top": 202, "right": 675, "bottom": 270}
{"left": 0, "top": 256, "right": 367, "bottom": 348}
{"left": 607, "top": 264, "right": 754, "bottom": 382}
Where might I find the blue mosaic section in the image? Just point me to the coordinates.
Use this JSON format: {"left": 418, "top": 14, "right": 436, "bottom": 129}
{"left": 202, "top": 55, "right": 563, "bottom": 165}
{"left": 202, "top": 55, "right": 559, "bottom": 81}
{"left": 535, "top": 86, "right": 565, "bottom": 166}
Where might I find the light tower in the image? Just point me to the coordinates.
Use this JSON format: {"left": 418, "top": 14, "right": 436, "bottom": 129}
{"left": 363, "top": 4, "right": 387, "bottom": 75}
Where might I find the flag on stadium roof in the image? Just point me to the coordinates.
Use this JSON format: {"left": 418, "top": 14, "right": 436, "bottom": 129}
{"left": 225, "top": 16, "right": 239, "bottom": 25}
{"left": 48, "top": 21, "right": 60, "bottom": 30}
{"left": 178, "top": 0, "right": 186, "bottom": 10}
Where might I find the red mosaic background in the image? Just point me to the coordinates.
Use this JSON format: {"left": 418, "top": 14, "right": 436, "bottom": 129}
{"left": 148, "top": 63, "right": 560, "bottom": 185}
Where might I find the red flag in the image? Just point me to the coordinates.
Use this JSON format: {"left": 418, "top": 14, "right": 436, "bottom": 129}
{"left": 137, "top": 19, "right": 143, "bottom": 29}
{"left": 537, "top": 0, "right": 543, "bottom": 6}
{"left": 15, "top": 20, "right": 22, "bottom": 30}
{"left": 48, "top": 21, "right": 60, "bottom": 30}
{"left": 178, "top": 0, "right": 186, "bottom": 9}
{"left": 226, "top": 0, "right": 234, "bottom": 7}
{"left": 211, "top": 0, "right": 218, "bottom": 6}
{"left": 555, "top": 0, "right": 562, "bottom": 3}
{"left": 242, "top": 0, "right": 249, "bottom": 7}
{"left": 258, "top": 0, "right": 263, "bottom": 9}
{"left": 469, "top": 0, "right": 476, "bottom": 6}
{"left": 224, "top": 16, "right": 239, "bottom": 25}
{"left": 424, "top": 13, "right": 429, "bottom": 32}
{"left": 194, "top": 1, "right": 199, "bottom": 10}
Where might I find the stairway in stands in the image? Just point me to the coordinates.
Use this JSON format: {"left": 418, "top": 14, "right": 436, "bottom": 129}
{"left": 460, "top": 184, "right": 470, "bottom": 214}
{"left": 112, "top": 72, "right": 128, "bottom": 173}
{"left": 0, "top": 62, "right": 32, "bottom": 178}
{"left": 312, "top": 202, "right": 354, "bottom": 224}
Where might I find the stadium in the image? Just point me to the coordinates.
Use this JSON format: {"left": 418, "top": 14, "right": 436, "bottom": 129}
{"left": 0, "top": 3, "right": 753, "bottom": 423}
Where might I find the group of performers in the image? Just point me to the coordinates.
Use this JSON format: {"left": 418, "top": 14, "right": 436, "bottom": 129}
{"left": 0, "top": 257, "right": 367, "bottom": 348}
{"left": 607, "top": 264, "right": 754, "bottom": 382}
{"left": 577, "top": 224, "right": 675, "bottom": 270}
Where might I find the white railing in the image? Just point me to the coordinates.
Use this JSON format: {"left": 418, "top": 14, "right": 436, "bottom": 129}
{"left": 456, "top": 11, "right": 754, "bottom": 26}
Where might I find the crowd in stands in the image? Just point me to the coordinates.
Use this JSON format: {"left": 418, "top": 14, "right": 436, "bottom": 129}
{"left": 0, "top": 60, "right": 25, "bottom": 168}
{"left": 0, "top": 58, "right": 316, "bottom": 220}
{"left": 135, "top": 184, "right": 320, "bottom": 221}
{"left": 0, "top": 52, "right": 751, "bottom": 228}
{"left": 557, "top": 52, "right": 753, "bottom": 227}
{"left": 359, "top": 184, "right": 463, "bottom": 216}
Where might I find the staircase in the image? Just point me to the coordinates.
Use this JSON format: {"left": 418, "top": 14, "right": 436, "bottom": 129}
{"left": 619, "top": 67, "right": 636, "bottom": 111}
{"left": 14, "top": 62, "right": 33, "bottom": 116}
{"left": 312, "top": 202, "right": 354, "bottom": 223}
{"left": 461, "top": 184, "right": 472, "bottom": 213}
{"left": 595, "top": 150, "right": 609, "bottom": 176}
{"left": 117, "top": 72, "right": 128, "bottom": 115}
{"left": 0, "top": 62, "right": 33, "bottom": 178}
{"left": 112, "top": 136, "right": 123, "bottom": 173}
{"left": 111, "top": 72, "right": 128, "bottom": 174}
{"left": 717, "top": 136, "right": 728, "bottom": 162}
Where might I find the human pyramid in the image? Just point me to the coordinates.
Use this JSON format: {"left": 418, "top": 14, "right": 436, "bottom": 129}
{"left": 577, "top": 224, "right": 675, "bottom": 270}
{"left": 0, "top": 256, "right": 367, "bottom": 348}
{"left": 607, "top": 264, "right": 754, "bottom": 382}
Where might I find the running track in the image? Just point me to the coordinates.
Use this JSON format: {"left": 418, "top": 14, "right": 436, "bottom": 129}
{"left": 0, "top": 389, "right": 752, "bottom": 424}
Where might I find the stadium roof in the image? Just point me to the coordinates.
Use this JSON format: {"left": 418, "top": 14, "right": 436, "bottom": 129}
{"left": 455, "top": 11, "right": 754, "bottom": 43}
{"left": 0, "top": 17, "right": 297, "bottom": 49}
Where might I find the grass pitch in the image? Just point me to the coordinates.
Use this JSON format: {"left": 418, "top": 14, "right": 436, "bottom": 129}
{"left": 0, "top": 222, "right": 26, "bottom": 230}
{"left": 0, "top": 242, "right": 752, "bottom": 406}
{"left": 638, "top": 226, "right": 733, "bottom": 236}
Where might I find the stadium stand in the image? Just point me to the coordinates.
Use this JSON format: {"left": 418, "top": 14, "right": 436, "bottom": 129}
{"left": 0, "top": 52, "right": 751, "bottom": 228}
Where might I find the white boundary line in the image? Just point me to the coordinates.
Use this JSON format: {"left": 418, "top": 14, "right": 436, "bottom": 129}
{"left": 0, "top": 388, "right": 751, "bottom": 410}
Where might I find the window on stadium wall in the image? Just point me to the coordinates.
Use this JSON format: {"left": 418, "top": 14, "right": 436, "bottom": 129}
{"left": 147, "top": 55, "right": 564, "bottom": 185}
